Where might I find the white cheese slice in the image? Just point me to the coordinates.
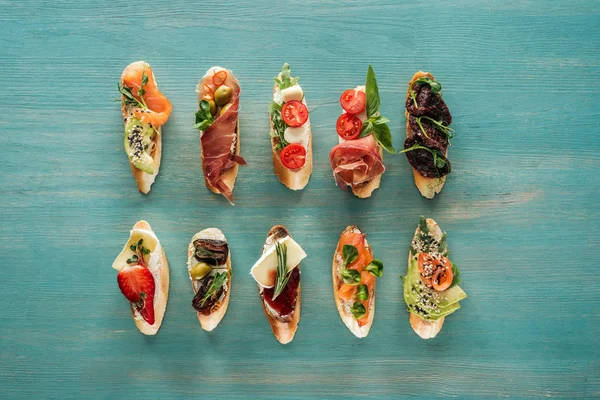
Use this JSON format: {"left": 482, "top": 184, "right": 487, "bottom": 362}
{"left": 112, "top": 228, "right": 159, "bottom": 272}
{"left": 281, "top": 84, "right": 304, "bottom": 103}
{"left": 284, "top": 125, "right": 309, "bottom": 148}
{"left": 250, "top": 236, "right": 306, "bottom": 288}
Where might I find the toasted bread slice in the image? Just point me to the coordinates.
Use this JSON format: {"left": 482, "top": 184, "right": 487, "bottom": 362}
{"left": 332, "top": 226, "right": 376, "bottom": 338}
{"left": 113, "top": 220, "right": 169, "bottom": 335}
{"left": 270, "top": 78, "right": 313, "bottom": 190}
{"left": 197, "top": 67, "right": 241, "bottom": 201}
{"left": 187, "top": 228, "right": 231, "bottom": 332}
{"left": 405, "top": 71, "right": 447, "bottom": 199}
{"left": 121, "top": 61, "right": 165, "bottom": 194}
{"left": 349, "top": 146, "right": 383, "bottom": 198}
{"left": 407, "top": 217, "right": 444, "bottom": 339}
{"left": 257, "top": 225, "right": 301, "bottom": 344}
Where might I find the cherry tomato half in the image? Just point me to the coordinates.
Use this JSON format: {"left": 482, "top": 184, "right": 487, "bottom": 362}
{"left": 340, "top": 89, "right": 366, "bottom": 114}
{"left": 282, "top": 100, "right": 309, "bottom": 127}
{"left": 280, "top": 143, "right": 306, "bottom": 169}
{"left": 212, "top": 71, "right": 228, "bottom": 86}
{"left": 202, "top": 84, "right": 213, "bottom": 100}
{"left": 336, "top": 113, "right": 362, "bottom": 140}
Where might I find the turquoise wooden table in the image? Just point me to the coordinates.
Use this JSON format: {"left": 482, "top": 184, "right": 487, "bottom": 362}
{"left": 1, "top": 1, "right": 599, "bottom": 399}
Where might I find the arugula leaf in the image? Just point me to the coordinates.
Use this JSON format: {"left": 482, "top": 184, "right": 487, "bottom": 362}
{"left": 365, "top": 259, "right": 384, "bottom": 277}
{"left": 372, "top": 123, "right": 395, "bottom": 154}
{"left": 401, "top": 143, "right": 450, "bottom": 172}
{"left": 409, "top": 77, "right": 442, "bottom": 108}
{"left": 342, "top": 244, "right": 358, "bottom": 266}
{"left": 199, "top": 272, "right": 228, "bottom": 307}
{"left": 340, "top": 268, "right": 361, "bottom": 285}
{"left": 355, "top": 284, "right": 368, "bottom": 301}
{"left": 194, "top": 100, "right": 215, "bottom": 131}
{"left": 365, "top": 65, "right": 380, "bottom": 118}
{"left": 274, "top": 63, "right": 299, "bottom": 90}
{"left": 350, "top": 302, "right": 366, "bottom": 319}
{"left": 268, "top": 101, "right": 288, "bottom": 150}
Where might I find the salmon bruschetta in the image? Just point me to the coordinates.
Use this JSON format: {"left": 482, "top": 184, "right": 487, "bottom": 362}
{"left": 187, "top": 228, "right": 232, "bottom": 332}
{"left": 332, "top": 226, "right": 384, "bottom": 337}
{"left": 119, "top": 61, "right": 172, "bottom": 194}
{"left": 403, "top": 216, "right": 467, "bottom": 339}
{"left": 330, "top": 65, "right": 394, "bottom": 198}
{"left": 402, "top": 72, "right": 454, "bottom": 199}
{"left": 112, "top": 220, "right": 170, "bottom": 335}
{"left": 250, "top": 225, "right": 305, "bottom": 344}
{"left": 269, "top": 63, "right": 313, "bottom": 190}
{"left": 195, "top": 67, "right": 247, "bottom": 205}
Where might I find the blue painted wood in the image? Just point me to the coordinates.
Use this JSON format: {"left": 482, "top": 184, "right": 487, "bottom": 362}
{"left": 0, "top": 1, "right": 599, "bottom": 398}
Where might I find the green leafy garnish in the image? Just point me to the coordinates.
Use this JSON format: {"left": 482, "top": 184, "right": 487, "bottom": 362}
{"left": 401, "top": 143, "right": 450, "bottom": 171}
{"left": 350, "top": 302, "right": 366, "bottom": 319}
{"left": 126, "top": 239, "right": 150, "bottom": 266}
{"left": 194, "top": 100, "right": 215, "bottom": 131}
{"left": 355, "top": 284, "right": 368, "bottom": 301}
{"left": 358, "top": 65, "right": 395, "bottom": 154}
{"left": 118, "top": 68, "right": 149, "bottom": 110}
{"left": 342, "top": 244, "right": 358, "bottom": 266}
{"left": 198, "top": 272, "right": 228, "bottom": 308}
{"left": 417, "top": 116, "right": 455, "bottom": 139}
{"left": 268, "top": 101, "right": 288, "bottom": 151}
{"left": 438, "top": 232, "right": 448, "bottom": 254}
{"left": 273, "top": 242, "right": 293, "bottom": 300}
{"left": 274, "top": 63, "right": 299, "bottom": 90}
{"left": 419, "top": 215, "right": 429, "bottom": 234}
{"left": 340, "top": 268, "right": 361, "bottom": 286}
{"left": 365, "top": 259, "right": 384, "bottom": 277}
{"left": 450, "top": 262, "right": 462, "bottom": 288}
{"left": 409, "top": 77, "right": 442, "bottom": 108}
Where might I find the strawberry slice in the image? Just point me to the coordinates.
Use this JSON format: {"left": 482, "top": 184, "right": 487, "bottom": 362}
{"left": 117, "top": 264, "right": 156, "bottom": 324}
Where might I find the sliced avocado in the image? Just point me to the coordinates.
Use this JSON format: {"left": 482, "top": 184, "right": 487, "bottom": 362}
{"left": 124, "top": 117, "right": 155, "bottom": 174}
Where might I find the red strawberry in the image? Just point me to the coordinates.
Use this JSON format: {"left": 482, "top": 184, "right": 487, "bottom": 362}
{"left": 117, "top": 264, "right": 156, "bottom": 325}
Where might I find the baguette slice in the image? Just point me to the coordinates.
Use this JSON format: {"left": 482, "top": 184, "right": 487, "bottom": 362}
{"left": 270, "top": 77, "right": 312, "bottom": 190}
{"left": 197, "top": 67, "right": 241, "bottom": 201}
{"left": 407, "top": 217, "right": 445, "bottom": 339}
{"left": 113, "top": 220, "right": 169, "bottom": 335}
{"left": 187, "top": 228, "right": 231, "bottom": 331}
{"left": 350, "top": 146, "right": 383, "bottom": 198}
{"left": 121, "top": 61, "right": 164, "bottom": 194}
{"left": 332, "top": 226, "right": 376, "bottom": 338}
{"left": 405, "top": 71, "right": 447, "bottom": 199}
{"left": 257, "top": 225, "right": 301, "bottom": 344}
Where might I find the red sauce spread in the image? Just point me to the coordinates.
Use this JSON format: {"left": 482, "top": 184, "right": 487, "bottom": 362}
{"left": 263, "top": 267, "right": 300, "bottom": 317}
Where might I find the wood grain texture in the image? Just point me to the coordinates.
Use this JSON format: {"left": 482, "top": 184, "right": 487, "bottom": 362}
{"left": 0, "top": 0, "right": 599, "bottom": 398}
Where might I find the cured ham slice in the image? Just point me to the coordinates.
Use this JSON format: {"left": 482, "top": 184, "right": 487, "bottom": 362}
{"left": 329, "top": 135, "right": 385, "bottom": 191}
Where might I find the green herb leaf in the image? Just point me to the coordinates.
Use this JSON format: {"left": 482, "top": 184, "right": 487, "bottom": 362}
{"left": 419, "top": 215, "right": 429, "bottom": 234}
{"left": 358, "top": 119, "right": 374, "bottom": 138}
{"left": 350, "top": 302, "right": 366, "bottom": 319}
{"left": 420, "top": 116, "right": 455, "bottom": 139}
{"left": 365, "top": 65, "right": 380, "bottom": 118}
{"left": 409, "top": 77, "right": 442, "bottom": 108}
{"left": 355, "top": 284, "right": 368, "bottom": 301}
{"left": 268, "top": 101, "right": 288, "bottom": 150}
{"left": 438, "top": 232, "right": 447, "bottom": 253}
{"left": 450, "top": 262, "right": 462, "bottom": 287}
{"left": 340, "top": 268, "right": 361, "bottom": 286}
{"left": 199, "top": 272, "right": 228, "bottom": 307}
{"left": 372, "top": 123, "right": 395, "bottom": 154}
{"left": 401, "top": 143, "right": 450, "bottom": 172}
{"left": 137, "top": 239, "right": 143, "bottom": 247}
{"left": 274, "top": 63, "right": 299, "bottom": 90}
{"left": 142, "top": 247, "right": 151, "bottom": 255}
{"left": 130, "top": 244, "right": 137, "bottom": 252}
{"left": 118, "top": 83, "right": 146, "bottom": 110}
{"left": 365, "top": 259, "right": 384, "bottom": 277}
{"left": 342, "top": 244, "right": 358, "bottom": 266}
{"left": 372, "top": 116, "right": 390, "bottom": 125}
{"left": 194, "top": 100, "right": 215, "bottom": 131}
{"left": 273, "top": 243, "right": 293, "bottom": 300}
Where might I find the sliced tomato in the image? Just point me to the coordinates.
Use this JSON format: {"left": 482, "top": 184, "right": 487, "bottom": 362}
{"left": 282, "top": 100, "right": 308, "bottom": 127}
{"left": 340, "top": 89, "right": 366, "bottom": 114}
{"left": 202, "top": 83, "right": 213, "bottom": 100}
{"left": 336, "top": 113, "right": 362, "bottom": 140}
{"left": 280, "top": 143, "right": 306, "bottom": 169}
{"left": 212, "top": 71, "right": 228, "bottom": 86}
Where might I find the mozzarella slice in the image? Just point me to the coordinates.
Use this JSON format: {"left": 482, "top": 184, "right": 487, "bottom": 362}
{"left": 284, "top": 125, "right": 309, "bottom": 148}
{"left": 250, "top": 236, "right": 306, "bottom": 288}
{"left": 281, "top": 84, "right": 304, "bottom": 103}
{"left": 112, "top": 228, "right": 159, "bottom": 272}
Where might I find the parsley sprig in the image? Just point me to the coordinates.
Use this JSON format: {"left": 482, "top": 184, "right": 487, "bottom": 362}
{"left": 358, "top": 65, "right": 395, "bottom": 154}
{"left": 273, "top": 242, "right": 293, "bottom": 300}
{"left": 126, "top": 238, "right": 151, "bottom": 267}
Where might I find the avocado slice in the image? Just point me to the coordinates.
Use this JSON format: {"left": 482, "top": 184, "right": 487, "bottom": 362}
{"left": 124, "top": 117, "right": 155, "bottom": 174}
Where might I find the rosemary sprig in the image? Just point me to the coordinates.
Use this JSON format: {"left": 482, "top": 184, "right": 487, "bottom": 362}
{"left": 273, "top": 242, "right": 292, "bottom": 300}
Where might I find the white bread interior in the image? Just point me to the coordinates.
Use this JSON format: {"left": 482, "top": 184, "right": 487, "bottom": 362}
{"left": 187, "top": 228, "right": 231, "bottom": 332}
{"left": 332, "top": 226, "right": 375, "bottom": 338}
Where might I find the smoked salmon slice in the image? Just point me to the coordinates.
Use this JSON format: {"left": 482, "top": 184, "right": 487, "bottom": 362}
{"left": 121, "top": 62, "right": 172, "bottom": 127}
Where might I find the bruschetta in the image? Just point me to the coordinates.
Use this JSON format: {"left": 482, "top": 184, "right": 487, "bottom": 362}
{"left": 402, "top": 72, "right": 454, "bottom": 199}
{"left": 119, "top": 61, "right": 172, "bottom": 194}
{"left": 112, "top": 220, "right": 169, "bottom": 335}
{"left": 332, "top": 226, "right": 384, "bottom": 337}
{"left": 269, "top": 63, "right": 312, "bottom": 190}
{"left": 195, "top": 67, "right": 247, "bottom": 205}
{"left": 250, "top": 225, "right": 305, "bottom": 344}
{"left": 330, "top": 65, "right": 395, "bottom": 198}
{"left": 187, "top": 228, "right": 232, "bottom": 332}
{"left": 403, "top": 216, "right": 467, "bottom": 339}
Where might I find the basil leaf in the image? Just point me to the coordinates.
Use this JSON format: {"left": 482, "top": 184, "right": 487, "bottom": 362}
{"left": 350, "top": 302, "right": 366, "bottom": 319}
{"left": 365, "top": 259, "right": 384, "bottom": 277}
{"left": 194, "top": 101, "right": 215, "bottom": 131}
{"left": 358, "top": 119, "right": 373, "bottom": 138}
{"left": 372, "top": 116, "right": 390, "bottom": 125}
{"left": 340, "top": 268, "right": 361, "bottom": 286}
{"left": 342, "top": 244, "right": 358, "bottom": 266}
{"left": 372, "top": 123, "right": 395, "bottom": 154}
{"left": 365, "top": 65, "right": 380, "bottom": 118}
{"left": 355, "top": 284, "right": 368, "bottom": 301}
{"left": 194, "top": 120, "right": 212, "bottom": 131}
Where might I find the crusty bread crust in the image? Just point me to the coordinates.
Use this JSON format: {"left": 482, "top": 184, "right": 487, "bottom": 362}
{"left": 349, "top": 146, "right": 383, "bottom": 198}
{"left": 405, "top": 71, "right": 447, "bottom": 199}
{"left": 332, "top": 226, "right": 375, "bottom": 338}
{"left": 258, "top": 225, "right": 301, "bottom": 344}
{"left": 187, "top": 228, "right": 231, "bottom": 332}
{"left": 121, "top": 61, "right": 164, "bottom": 194}
{"left": 129, "top": 220, "right": 169, "bottom": 336}
{"left": 407, "top": 218, "right": 445, "bottom": 339}
{"left": 270, "top": 80, "right": 313, "bottom": 190}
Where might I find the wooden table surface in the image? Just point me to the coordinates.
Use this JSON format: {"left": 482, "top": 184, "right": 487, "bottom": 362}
{"left": 1, "top": 1, "right": 599, "bottom": 399}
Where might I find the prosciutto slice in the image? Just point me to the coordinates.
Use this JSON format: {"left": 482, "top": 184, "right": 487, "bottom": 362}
{"left": 329, "top": 135, "right": 385, "bottom": 190}
{"left": 199, "top": 69, "right": 247, "bottom": 204}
